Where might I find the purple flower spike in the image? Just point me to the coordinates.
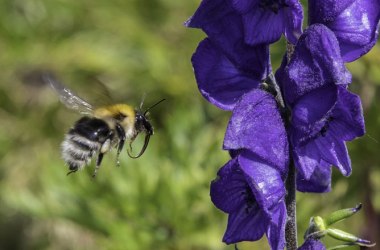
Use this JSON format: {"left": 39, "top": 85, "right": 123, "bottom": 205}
{"left": 192, "top": 39, "right": 264, "bottom": 110}
{"left": 232, "top": 0, "right": 303, "bottom": 45}
{"left": 298, "top": 239, "right": 326, "bottom": 250}
{"left": 279, "top": 24, "right": 351, "bottom": 106}
{"left": 292, "top": 87, "right": 365, "bottom": 179}
{"left": 309, "top": 0, "right": 380, "bottom": 62}
{"left": 210, "top": 155, "right": 286, "bottom": 249}
{"left": 224, "top": 89, "right": 288, "bottom": 174}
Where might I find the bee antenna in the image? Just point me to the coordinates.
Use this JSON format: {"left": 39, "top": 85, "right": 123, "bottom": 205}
{"left": 143, "top": 98, "right": 166, "bottom": 116}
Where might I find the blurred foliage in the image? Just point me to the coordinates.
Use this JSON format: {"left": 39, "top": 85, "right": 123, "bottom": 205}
{"left": 0, "top": 0, "right": 379, "bottom": 250}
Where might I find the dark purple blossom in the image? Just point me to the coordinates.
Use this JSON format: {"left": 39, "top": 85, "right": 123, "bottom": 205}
{"left": 298, "top": 239, "right": 326, "bottom": 250}
{"left": 277, "top": 24, "right": 365, "bottom": 183}
{"left": 278, "top": 24, "right": 352, "bottom": 106}
{"left": 291, "top": 86, "right": 365, "bottom": 179}
{"left": 209, "top": 89, "right": 288, "bottom": 248}
{"left": 192, "top": 38, "right": 268, "bottom": 110}
{"left": 309, "top": 0, "right": 380, "bottom": 62}
{"left": 232, "top": 0, "right": 304, "bottom": 45}
{"left": 223, "top": 89, "right": 288, "bottom": 175}
{"left": 186, "top": 0, "right": 271, "bottom": 75}
{"left": 211, "top": 154, "right": 286, "bottom": 249}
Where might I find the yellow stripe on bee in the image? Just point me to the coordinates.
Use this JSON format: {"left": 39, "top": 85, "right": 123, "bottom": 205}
{"left": 94, "top": 104, "right": 136, "bottom": 130}
{"left": 94, "top": 104, "right": 135, "bottom": 119}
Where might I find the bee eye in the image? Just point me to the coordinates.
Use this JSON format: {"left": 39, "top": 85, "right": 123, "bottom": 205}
{"left": 114, "top": 113, "right": 127, "bottom": 121}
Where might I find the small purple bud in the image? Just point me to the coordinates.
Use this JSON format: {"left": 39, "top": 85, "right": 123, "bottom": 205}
{"left": 352, "top": 203, "right": 362, "bottom": 213}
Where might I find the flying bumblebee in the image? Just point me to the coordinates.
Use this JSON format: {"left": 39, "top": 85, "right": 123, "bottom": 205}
{"left": 45, "top": 74, "right": 164, "bottom": 177}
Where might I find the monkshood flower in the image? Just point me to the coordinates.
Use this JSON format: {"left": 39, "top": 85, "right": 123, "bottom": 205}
{"left": 223, "top": 89, "right": 288, "bottom": 175}
{"left": 211, "top": 155, "right": 286, "bottom": 249}
{"left": 192, "top": 38, "right": 270, "bottom": 110}
{"left": 187, "top": 0, "right": 271, "bottom": 111}
{"left": 232, "top": 0, "right": 303, "bottom": 45}
{"left": 309, "top": 0, "right": 380, "bottom": 62}
{"left": 277, "top": 24, "right": 365, "bottom": 191}
{"left": 186, "top": 0, "right": 271, "bottom": 78}
{"left": 210, "top": 89, "right": 288, "bottom": 249}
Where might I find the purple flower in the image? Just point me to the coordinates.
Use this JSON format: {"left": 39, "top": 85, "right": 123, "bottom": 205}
{"left": 188, "top": 0, "right": 272, "bottom": 110}
{"left": 309, "top": 0, "right": 380, "bottom": 62}
{"left": 192, "top": 38, "right": 269, "bottom": 110}
{"left": 278, "top": 24, "right": 351, "bottom": 106}
{"left": 187, "top": 0, "right": 271, "bottom": 75}
{"left": 277, "top": 24, "right": 365, "bottom": 186}
{"left": 232, "top": 0, "right": 304, "bottom": 45}
{"left": 211, "top": 154, "right": 286, "bottom": 249}
{"left": 291, "top": 86, "right": 365, "bottom": 179}
{"left": 210, "top": 89, "right": 288, "bottom": 248}
{"left": 298, "top": 239, "right": 326, "bottom": 250}
{"left": 223, "top": 89, "right": 289, "bottom": 174}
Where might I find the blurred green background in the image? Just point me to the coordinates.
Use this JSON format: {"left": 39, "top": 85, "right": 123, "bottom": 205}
{"left": 0, "top": 0, "right": 379, "bottom": 249}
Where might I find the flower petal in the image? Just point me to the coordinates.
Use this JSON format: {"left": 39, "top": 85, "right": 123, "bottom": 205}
{"left": 330, "top": 87, "right": 365, "bottom": 141}
{"left": 298, "top": 238, "right": 326, "bottom": 250}
{"left": 192, "top": 39, "right": 260, "bottom": 110}
{"left": 210, "top": 157, "right": 249, "bottom": 213}
{"left": 290, "top": 85, "right": 337, "bottom": 145}
{"left": 210, "top": 155, "right": 269, "bottom": 244}
{"left": 309, "top": 0, "right": 380, "bottom": 62}
{"left": 232, "top": 0, "right": 303, "bottom": 45}
{"left": 266, "top": 202, "right": 287, "bottom": 250}
{"left": 293, "top": 145, "right": 319, "bottom": 179}
{"left": 290, "top": 86, "right": 365, "bottom": 180}
{"left": 294, "top": 131, "right": 351, "bottom": 178}
{"left": 296, "top": 160, "right": 331, "bottom": 193}
{"left": 231, "top": 0, "right": 257, "bottom": 12}
{"left": 186, "top": 0, "right": 270, "bottom": 75}
{"left": 280, "top": 24, "right": 351, "bottom": 105}
{"left": 241, "top": 7, "right": 286, "bottom": 45}
{"left": 283, "top": 0, "right": 304, "bottom": 44}
{"left": 238, "top": 150, "right": 286, "bottom": 211}
{"left": 224, "top": 89, "right": 288, "bottom": 173}
{"left": 223, "top": 202, "right": 268, "bottom": 244}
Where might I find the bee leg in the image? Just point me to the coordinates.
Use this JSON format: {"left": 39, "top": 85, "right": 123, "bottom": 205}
{"left": 92, "top": 153, "right": 104, "bottom": 178}
{"left": 67, "top": 170, "right": 77, "bottom": 176}
{"left": 115, "top": 124, "right": 126, "bottom": 167}
{"left": 67, "top": 163, "right": 78, "bottom": 176}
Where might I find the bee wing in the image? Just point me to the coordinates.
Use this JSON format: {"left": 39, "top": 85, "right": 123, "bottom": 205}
{"left": 44, "top": 74, "right": 94, "bottom": 115}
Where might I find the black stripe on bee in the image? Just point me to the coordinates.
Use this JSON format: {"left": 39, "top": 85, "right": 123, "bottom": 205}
{"left": 69, "top": 117, "right": 112, "bottom": 143}
{"left": 62, "top": 117, "right": 114, "bottom": 172}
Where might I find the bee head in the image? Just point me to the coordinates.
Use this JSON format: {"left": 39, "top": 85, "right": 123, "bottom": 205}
{"left": 127, "top": 98, "right": 165, "bottom": 159}
{"left": 135, "top": 112, "right": 153, "bottom": 135}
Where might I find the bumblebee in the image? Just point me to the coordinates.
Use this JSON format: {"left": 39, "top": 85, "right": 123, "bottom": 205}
{"left": 46, "top": 74, "right": 164, "bottom": 177}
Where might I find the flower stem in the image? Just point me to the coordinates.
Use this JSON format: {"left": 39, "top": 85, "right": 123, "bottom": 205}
{"left": 285, "top": 159, "right": 298, "bottom": 250}
{"left": 284, "top": 40, "right": 297, "bottom": 250}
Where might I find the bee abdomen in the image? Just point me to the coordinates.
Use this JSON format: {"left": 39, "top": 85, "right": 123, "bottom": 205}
{"left": 61, "top": 134, "right": 100, "bottom": 171}
{"left": 61, "top": 117, "right": 112, "bottom": 173}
